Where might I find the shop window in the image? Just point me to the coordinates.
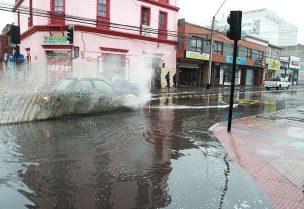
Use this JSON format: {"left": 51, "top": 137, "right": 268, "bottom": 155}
{"left": 101, "top": 53, "right": 126, "bottom": 78}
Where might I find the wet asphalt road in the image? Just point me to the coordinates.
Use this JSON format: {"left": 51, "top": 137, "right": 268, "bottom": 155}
{"left": 1, "top": 87, "right": 303, "bottom": 209}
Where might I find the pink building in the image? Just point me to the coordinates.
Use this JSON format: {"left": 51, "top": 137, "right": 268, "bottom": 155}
{"left": 14, "top": 0, "right": 179, "bottom": 88}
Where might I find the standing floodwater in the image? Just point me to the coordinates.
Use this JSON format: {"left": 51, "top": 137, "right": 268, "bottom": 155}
{"left": 1, "top": 84, "right": 296, "bottom": 208}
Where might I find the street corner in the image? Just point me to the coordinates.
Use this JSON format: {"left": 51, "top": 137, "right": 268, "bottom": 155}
{"left": 210, "top": 116, "right": 304, "bottom": 209}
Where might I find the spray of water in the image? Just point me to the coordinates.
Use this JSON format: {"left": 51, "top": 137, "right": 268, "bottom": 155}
{"left": 0, "top": 56, "right": 152, "bottom": 124}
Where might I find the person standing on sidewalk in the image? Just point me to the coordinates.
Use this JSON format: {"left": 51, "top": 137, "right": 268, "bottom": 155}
{"left": 173, "top": 73, "right": 177, "bottom": 88}
{"left": 165, "top": 71, "right": 170, "bottom": 88}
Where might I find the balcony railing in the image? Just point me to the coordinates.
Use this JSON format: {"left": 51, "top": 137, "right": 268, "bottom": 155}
{"left": 97, "top": 16, "right": 110, "bottom": 30}
{"left": 140, "top": 25, "right": 153, "bottom": 37}
{"left": 158, "top": 28, "right": 168, "bottom": 40}
{"left": 49, "top": 11, "right": 65, "bottom": 25}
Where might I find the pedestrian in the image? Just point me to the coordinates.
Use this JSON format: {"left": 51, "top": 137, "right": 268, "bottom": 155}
{"left": 173, "top": 73, "right": 177, "bottom": 88}
{"left": 165, "top": 71, "right": 170, "bottom": 88}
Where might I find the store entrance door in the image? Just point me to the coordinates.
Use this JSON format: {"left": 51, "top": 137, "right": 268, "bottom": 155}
{"left": 179, "top": 67, "right": 200, "bottom": 85}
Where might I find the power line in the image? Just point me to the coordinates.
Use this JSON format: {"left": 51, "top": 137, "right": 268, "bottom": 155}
{"left": 0, "top": 2, "right": 298, "bottom": 61}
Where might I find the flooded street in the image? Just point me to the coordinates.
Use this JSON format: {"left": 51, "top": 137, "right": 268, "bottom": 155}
{"left": 1, "top": 88, "right": 303, "bottom": 209}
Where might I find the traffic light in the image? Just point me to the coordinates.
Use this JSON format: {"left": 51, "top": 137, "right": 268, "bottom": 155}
{"left": 10, "top": 25, "right": 20, "bottom": 44}
{"left": 226, "top": 11, "right": 242, "bottom": 41}
{"left": 67, "top": 25, "right": 74, "bottom": 44}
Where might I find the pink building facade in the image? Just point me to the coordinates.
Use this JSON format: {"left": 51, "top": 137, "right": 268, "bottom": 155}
{"left": 14, "top": 0, "right": 179, "bottom": 88}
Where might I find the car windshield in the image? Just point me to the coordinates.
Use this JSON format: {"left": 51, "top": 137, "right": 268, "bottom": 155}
{"left": 93, "top": 80, "right": 114, "bottom": 93}
{"left": 51, "top": 79, "right": 74, "bottom": 91}
{"left": 270, "top": 77, "right": 280, "bottom": 81}
{"left": 73, "top": 80, "right": 94, "bottom": 93}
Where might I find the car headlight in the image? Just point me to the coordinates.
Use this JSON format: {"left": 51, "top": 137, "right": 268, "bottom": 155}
{"left": 38, "top": 95, "right": 52, "bottom": 103}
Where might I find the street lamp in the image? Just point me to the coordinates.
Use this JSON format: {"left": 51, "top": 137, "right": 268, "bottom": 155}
{"left": 206, "top": 0, "right": 228, "bottom": 89}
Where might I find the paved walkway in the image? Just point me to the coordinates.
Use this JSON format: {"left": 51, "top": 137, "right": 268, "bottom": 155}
{"left": 150, "top": 85, "right": 304, "bottom": 97}
{"left": 210, "top": 108, "right": 304, "bottom": 209}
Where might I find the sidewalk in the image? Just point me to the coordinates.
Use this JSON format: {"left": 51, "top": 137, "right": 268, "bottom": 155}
{"left": 150, "top": 85, "right": 303, "bottom": 97}
{"left": 210, "top": 108, "right": 304, "bottom": 209}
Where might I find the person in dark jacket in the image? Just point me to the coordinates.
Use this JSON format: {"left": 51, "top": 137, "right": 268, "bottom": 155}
{"left": 165, "top": 71, "right": 170, "bottom": 88}
{"left": 173, "top": 73, "right": 177, "bottom": 88}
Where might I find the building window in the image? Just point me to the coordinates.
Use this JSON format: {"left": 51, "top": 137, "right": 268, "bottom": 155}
{"left": 258, "top": 51, "right": 264, "bottom": 59}
{"left": 190, "top": 37, "right": 203, "bottom": 52}
{"left": 158, "top": 11, "right": 167, "bottom": 39}
{"left": 54, "top": 0, "right": 64, "bottom": 13}
{"left": 97, "top": 0, "right": 110, "bottom": 30}
{"left": 50, "top": 0, "right": 65, "bottom": 25}
{"left": 159, "top": 12, "right": 167, "bottom": 30}
{"left": 141, "top": 7, "right": 150, "bottom": 26}
{"left": 246, "top": 48, "right": 252, "bottom": 59}
{"left": 214, "top": 41, "right": 223, "bottom": 54}
{"left": 98, "top": 0, "right": 108, "bottom": 17}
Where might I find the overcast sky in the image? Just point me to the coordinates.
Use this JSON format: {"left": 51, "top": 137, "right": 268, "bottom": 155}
{"left": 0, "top": 0, "right": 303, "bottom": 44}
{"left": 179, "top": 0, "right": 304, "bottom": 44}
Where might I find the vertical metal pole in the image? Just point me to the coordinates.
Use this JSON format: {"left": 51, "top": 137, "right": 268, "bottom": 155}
{"left": 227, "top": 40, "right": 238, "bottom": 132}
{"left": 207, "top": 16, "right": 215, "bottom": 89}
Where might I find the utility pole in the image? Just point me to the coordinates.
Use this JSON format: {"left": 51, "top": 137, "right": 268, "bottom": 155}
{"left": 206, "top": 0, "right": 228, "bottom": 89}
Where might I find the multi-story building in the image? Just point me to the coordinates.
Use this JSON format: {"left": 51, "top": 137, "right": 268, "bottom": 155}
{"left": 13, "top": 0, "right": 179, "bottom": 88}
{"left": 177, "top": 19, "right": 267, "bottom": 87}
{"left": 241, "top": 9, "right": 298, "bottom": 46}
{"left": 217, "top": 8, "right": 298, "bottom": 46}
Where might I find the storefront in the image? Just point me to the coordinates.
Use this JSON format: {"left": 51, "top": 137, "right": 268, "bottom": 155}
{"left": 46, "top": 50, "right": 72, "bottom": 86}
{"left": 264, "top": 58, "right": 280, "bottom": 80}
{"left": 179, "top": 63, "right": 201, "bottom": 85}
{"left": 219, "top": 64, "right": 241, "bottom": 85}
{"left": 177, "top": 51, "right": 209, "bottom": 86}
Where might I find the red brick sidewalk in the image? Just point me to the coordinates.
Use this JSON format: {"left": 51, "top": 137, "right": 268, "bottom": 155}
{"left": 210, "top": 116, "right": 304, "bottom": 209}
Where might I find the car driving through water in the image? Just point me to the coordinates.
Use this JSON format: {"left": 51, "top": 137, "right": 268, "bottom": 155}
{"left": 35, "top": 77, "right": 144, "bottom": 120}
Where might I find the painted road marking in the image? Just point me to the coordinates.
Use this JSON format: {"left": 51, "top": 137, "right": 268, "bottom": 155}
{"left": 148, "top": 104, "right": 239, "bottom": 109}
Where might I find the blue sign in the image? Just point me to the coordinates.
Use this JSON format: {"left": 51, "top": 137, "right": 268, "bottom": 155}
{"left": 226, "top": 56, "right": 247, "bottom": 65}
{"left": 8, "top": 54, "right": 25, "bottom": 62}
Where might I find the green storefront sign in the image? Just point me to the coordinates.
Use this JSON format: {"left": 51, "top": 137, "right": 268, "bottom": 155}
{"left": 44, "top": 36, "right": 69, "bottom": 45}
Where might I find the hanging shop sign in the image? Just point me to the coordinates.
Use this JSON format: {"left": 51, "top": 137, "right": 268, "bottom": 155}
{"left": 185, "top": 51, "right": 210, "bottom": 61}
{"left": 268, "top": 59, "right": 280, "bottom": 70}
{"left": 44, "top": 36, "right": 69, "bottom": 45}
{"left": 226, "top": 56, "right": 247, "bottom": 65}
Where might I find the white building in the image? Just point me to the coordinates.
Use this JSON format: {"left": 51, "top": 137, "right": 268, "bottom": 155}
{"left": 241, "top": 9, "right": 298, "bottom": 46}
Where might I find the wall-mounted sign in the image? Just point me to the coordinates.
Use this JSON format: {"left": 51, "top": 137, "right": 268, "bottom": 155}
{"left": 185, "top": 51, "right": 210, "bottom": 61}
{"left": 255, "top": 58, "right": 263, "bottom": 67}
{"left": 290, "top": 61, "right": 300, "bottom": 69}
{"left": 226, "top": 56, "right": 247, "bottom": 65}
{"left": 73, "top": 46, "right": 79, "bottom": 59}
{"left": 268, "top": 59, "right": 280, "bottom": 70}
{"left": 44, "top": 36, "right": 69, "bottom": 45}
